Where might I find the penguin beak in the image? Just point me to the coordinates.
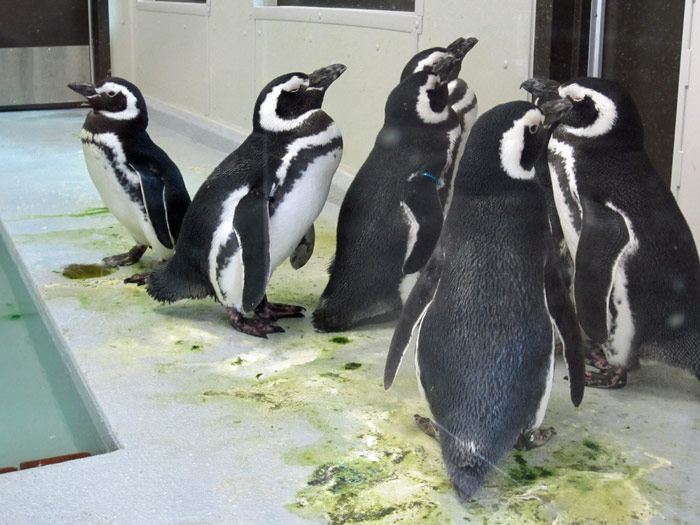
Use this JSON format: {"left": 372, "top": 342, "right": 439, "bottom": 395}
{"left": 540, "top": 97, "right": 574, "bottom": 125}
{"left": 520, "top": 77, "right": 561, "bottom": 102}
{"left": 446, "top": 36, "right": 479, "bottom": 60}
{"left": 308, "top": 64, "right": 347, "bottom": 90}
{"left": 67, "top": 81, "right": 98, "bottom": 99}
{"left": 432, "top": 55, "right": 456, "bottom": 83}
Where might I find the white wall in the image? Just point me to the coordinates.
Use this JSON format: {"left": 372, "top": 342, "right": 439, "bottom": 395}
{"left": 672, "top": 0, "right": 700, "bottom": 243}
{"left": 108, "top": 0, "right": 535, "bottom": 174}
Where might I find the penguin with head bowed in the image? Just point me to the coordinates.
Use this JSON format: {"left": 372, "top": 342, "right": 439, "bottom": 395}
{"left": 523, "top": 76, "right": 700, "bottom": 387}
{"left": 68, "top": 77, "right": 191, "bottom": 283}
{"left": 401, "top": 36, "right": 479, "bottom": 213}
{"left": 384, "top": 101, "right": 586, "bottom": 500}
{"left": 312, "top": 54, "right": 461, "bottom": 332}
{"left": 147, "top": 64, "right": 346, "bottom": 337}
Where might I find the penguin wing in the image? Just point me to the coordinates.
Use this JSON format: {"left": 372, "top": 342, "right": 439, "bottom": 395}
{"left": 384, "top": 248, "right": 444, "bottom": 390}
{"left": 289, "top": 224, "right": 315, "bottom": 269}
{"left": 233, "top": 190, "right": 271, "bottom": 312}
{"left": 129, "top": 143, "right": 190, "bottom": 248}
{"left": 401, "top": 177, "right": 444, "bottom": 275}
{"left": 575, "top": 198, "right": 630, "bottom": 344}
{"left": 133, "top": 164, "right": 175, "bottom": 249}
{"left": 544, "top": 246, "right": 585, "bottom": 406}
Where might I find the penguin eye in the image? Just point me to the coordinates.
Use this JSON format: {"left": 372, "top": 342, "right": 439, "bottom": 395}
{"left": 571, "top": 95, "right": 583, "bottom": 102}
{"left": 107, "top": 91, "right": 117, "bottom": 98}
{"left": 529, "top": 123, "right": 539, "bottom": 134}
{"left": 288, "top": 86, "right": 301, "bottom": 93}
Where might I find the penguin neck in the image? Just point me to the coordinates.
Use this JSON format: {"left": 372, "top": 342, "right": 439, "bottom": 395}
{"left": 84, "top": 110, "right": 148, "bottom": 136}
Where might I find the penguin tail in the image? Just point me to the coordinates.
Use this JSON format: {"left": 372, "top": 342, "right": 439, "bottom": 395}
{"left": 146, "top": 258, "right": 211, "bottom": 303}
{"left": 643, "top": 326, "right": 700, "bottom": 380}
{"left": 440, "top": 435, "right": 489, "bottom": 500}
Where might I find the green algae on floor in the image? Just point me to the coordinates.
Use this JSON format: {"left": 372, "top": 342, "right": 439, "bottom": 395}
{"left": 330, "top": 336, "right": 351, "bottom": 344}
{"left": 62, "top": 263, "right": 117, "bottom": 279}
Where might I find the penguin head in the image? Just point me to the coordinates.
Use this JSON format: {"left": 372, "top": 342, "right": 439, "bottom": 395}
{"left": 253, "top": 64, "right": 346, "bottom": 133}
{"left": 68, "top": 77, "right": 148, "bottom": 129}
{"left": 386, "top": 55, "right": 456, "bottom": 126}
{"left": 458, "top": 101, "right": 547, "bottom": 189}
{"left": 400, "top": 37, "right": 478, "bottom": 83}
{"left": 557, "top": 77, "right": 643, "bottom": 145}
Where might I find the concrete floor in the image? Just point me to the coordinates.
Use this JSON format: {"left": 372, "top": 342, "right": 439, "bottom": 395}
{"left": 0, "top": 108, "right": 699, "bottom": 524}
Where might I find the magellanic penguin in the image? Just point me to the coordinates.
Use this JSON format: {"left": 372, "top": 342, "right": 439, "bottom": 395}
{"left": 400, "top": 36, "right": 479, "bottom": 212}
{"left": 147, "top": 64, "right": 345, "bottom": 337}
{"left": 68, "top": 77, "right": 191, "bottom": 282}
{"left": 384, "top": 101, "right": 586, "bottom": 500}
{"left": 312, "top": 55, "right": 461, "bottom": 332}
{"left": 525, "top": 76, "right": 700, "bottom": 387}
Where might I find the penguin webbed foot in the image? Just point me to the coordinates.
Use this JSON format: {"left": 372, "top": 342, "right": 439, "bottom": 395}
{"left": 515, "top": 427, "right": 555, "bottom": 450}
{"left": 585, "top": 367, "right": 628, "bottom": 389}
{"left": 228, "top": 307, "right": 284, "bottom": 338}
{"left": 103, "top": 244, "right": 148, "bottom": 267}
{"left": 586, "top": 345, "right": 612, "bottom": 370}
{"left": 254, "top": 297, "right": 305, "bottom": 321}
{"left": 414, "top": 414, "right": 439, "bottom": 439}
{"left": 124, "top": 272, "right": 150, "bottom": 286}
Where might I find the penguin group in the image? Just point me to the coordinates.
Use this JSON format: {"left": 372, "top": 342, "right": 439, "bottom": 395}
{"left": 68, "top": 35, "right": 700, "bottom": 501}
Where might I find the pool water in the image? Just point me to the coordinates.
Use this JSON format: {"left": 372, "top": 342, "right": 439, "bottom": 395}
{"left": 0, "top": 230, "right": 115, "bottom": 471}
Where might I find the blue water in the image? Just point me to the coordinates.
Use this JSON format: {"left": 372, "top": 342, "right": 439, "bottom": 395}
{"left": 0, "top": 232, "right": 114, "bottom": 470}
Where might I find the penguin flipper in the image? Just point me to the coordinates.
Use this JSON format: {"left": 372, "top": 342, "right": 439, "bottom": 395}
{"left": 289, "top": 224, "right": 315, "bottom": 269}
{"left": 133, "top": 163, "right": 174, "bottom": 250}
{"left": 385, "top": 249, "right": 443, "bottom": 390}
{"left": 575, "top": 199, "right": 630, "bottom": 344}
{"left": 233, "top": 190, "right": 271, "bottom": 313}
{"left": 401, "top": 177, "right": 444, "bottom": 275}
{"left": 544, "top": 246, "right": 585, "bottom": 406}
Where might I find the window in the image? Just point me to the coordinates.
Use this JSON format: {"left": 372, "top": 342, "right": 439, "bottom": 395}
{"left": 276, "top": 0, "right": 414, "bottom": 11}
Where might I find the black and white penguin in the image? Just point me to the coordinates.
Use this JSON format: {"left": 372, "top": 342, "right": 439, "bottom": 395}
{"left": 384, "top": 101, "right": 586, "bottom": 500}
{"left": 400, "top": 36, "right": 479, "bottom": 212}
{"left": 312, "top": 55, "right": 460, "bottom": 332}
{"left": 526, "top": 76, "right": 700, "bottom": 387}
{"left": 147, "top": 64, "right": 345, "bottom": 337}
{"left": 68, "top": 77, "right": 191, "bottom": 281}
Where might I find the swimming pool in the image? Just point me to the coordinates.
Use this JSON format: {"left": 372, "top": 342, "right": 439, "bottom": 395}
{"left": 0, "top": 224, "right": 116, "bottom": 472}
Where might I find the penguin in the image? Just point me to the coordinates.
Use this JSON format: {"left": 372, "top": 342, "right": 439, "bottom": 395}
{"left": 68, "top": 77, "right": 191, "bottom": 283}
{"left": 400, "top": 36, "right": 479, "bottom": 213}
{"left": 522, "top": 76, "right": 700, "bottom": 387}
{"left": 384, "top": 101, "right": 586, "bottom": 500}
{"left": 521, "top": 78, "right": 576, "bottom": 293}
{"left": 312, "top": 55, "right": 460, "bottom": 332}
{"left": 147, "top": 64, "right": 345, "bottom": 337}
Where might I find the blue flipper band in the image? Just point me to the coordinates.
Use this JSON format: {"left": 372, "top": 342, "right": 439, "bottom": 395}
{"left": 421, "top": 172, "right": 440, "bottom": 186}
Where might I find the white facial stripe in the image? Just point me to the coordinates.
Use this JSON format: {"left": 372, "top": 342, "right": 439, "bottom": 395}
{"left": 499, "top": 109, "right": 543, "bottom": 180}
{"left": 449, "top": 82, "right": 476, "bottom": 114}
{"left": 414, "top": 50, "right": 449, "bottom": 73}
{"left": 258, "top": 76, "right": 313, "bottom": 132}
{"left": 559, "top": 84, "right": 618, "bottom": 137}
{"left": 416, "top": 75, "right": 450, "bottom": 124}
{"left": 96, "top": 82, "right": 140, "bottom": 121}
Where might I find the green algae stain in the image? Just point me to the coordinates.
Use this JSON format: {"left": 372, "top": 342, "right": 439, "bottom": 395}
{"left": 62, "top": 263, "right": 117, "bottom": 279}
{"left": 343, "top": 361, "right": 362, "bottom": 370}
{"left": 508, "top": 452, "right": 555, "bottom": 484}
{"left": 330, "top": 336, "right": 351, "bottom": 344}
{"left": 28, "top": 207, "right": 111, "bottom": 220}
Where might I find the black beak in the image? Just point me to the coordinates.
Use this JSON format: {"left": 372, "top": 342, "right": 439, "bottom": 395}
{"left": 520, "top": 77, "right": 561, "bottom": 103}
{"left": 308, "top": 64, "right": 347, "bottom": 90}
{"left": 540, "top": 97, "right": 574, "bottom": 125}
{"left": 432, "top": 55, "right": 456, "bottom": 83}
{"left": 68, "top": 82, "right": 98, "bottom": 98}
{"left": 446, "top": 36, "right": 479, "bottom": 60}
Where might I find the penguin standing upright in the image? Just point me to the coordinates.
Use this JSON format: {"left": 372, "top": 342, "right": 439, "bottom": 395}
{"left": 524, "top": 76, "right": 700, "bottom": 387}
{"left": 400, "top": 36, "right": 479, "bottom": 212}
{"left": 147, "top": 64, "right": 345, "bottom": 337}
{"left": 312, "top": 54, "right": 461, "bottom": 332}
{"left": 68, "top": 77, "right": 191, "bottom": 282}
{"left": 384, "top": 101, "right": 585, "bottom": 500}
